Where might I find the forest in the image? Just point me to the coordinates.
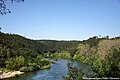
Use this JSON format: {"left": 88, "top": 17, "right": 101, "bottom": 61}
{"left": 0, "top": 32, "right": 80, "bottom": 72}
{"left": 0, "top": 32, "right": 120, "bottom": 79}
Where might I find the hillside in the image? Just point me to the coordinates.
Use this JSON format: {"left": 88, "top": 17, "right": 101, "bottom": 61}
{"left": 0, "top": 32, "right": 120, "bottom": 78}
{"left": 73, "top": 38, "right": 120, "bottom": 77}
{"left": 0, "top": 32, "right": 80, "bottom": 67}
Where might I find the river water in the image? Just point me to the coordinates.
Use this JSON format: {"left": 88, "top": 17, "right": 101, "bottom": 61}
{"left": 7, "top": 59, "right": 95, "bottom": 80}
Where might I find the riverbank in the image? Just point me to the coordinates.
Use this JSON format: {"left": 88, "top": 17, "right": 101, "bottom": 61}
{"left": 0, "top": 71, "right": 24, "bottom": 79}
{"left": 0, "top": 59, "right": 55, "bottom": 79}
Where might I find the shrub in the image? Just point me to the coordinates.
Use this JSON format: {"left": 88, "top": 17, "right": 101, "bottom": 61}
{"left": 19, "top": 66, "right": 29, "bottom": 72}
{"left": 28, "top": 66, "right": 34, "bottom": 72}
{"left": 5, "top": 56, "right": 25, "bottom": 70}
{"left": 28, "top": 63, "right": 39, "bottom": 70}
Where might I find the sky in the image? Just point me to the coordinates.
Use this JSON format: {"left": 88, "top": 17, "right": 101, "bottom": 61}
{"left": 0, "top": 0, "right": 120, "bottom": 40}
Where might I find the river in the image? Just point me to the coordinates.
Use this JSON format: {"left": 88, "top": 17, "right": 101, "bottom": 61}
{"left": 7, "top": 59, "right": 95, "bottom": 80}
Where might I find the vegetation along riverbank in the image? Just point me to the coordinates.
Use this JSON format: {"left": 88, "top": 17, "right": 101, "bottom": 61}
{"left": 0, "top": 32, "right": 120, "bottom": 79}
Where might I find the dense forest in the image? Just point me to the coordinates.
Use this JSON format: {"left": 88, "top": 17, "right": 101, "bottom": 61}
{"left": 0, "top": 32, "right": 80, "bottom": 72}
{"left": 0, "top": 32, "right": 120, "bottom": 79}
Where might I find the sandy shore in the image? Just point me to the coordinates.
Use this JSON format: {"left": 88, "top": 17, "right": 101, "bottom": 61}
{"left": 0, "top": 71, "right": 24, "bottom": 79}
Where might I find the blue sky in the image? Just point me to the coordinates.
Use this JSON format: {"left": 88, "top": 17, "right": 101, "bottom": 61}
{"left": 0, "top": 0, "right": 120, "bottom": 40}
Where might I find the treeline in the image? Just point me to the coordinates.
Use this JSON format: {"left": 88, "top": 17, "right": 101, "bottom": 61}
{"left": 37, "top": 40, "right": 80, "bottom": 54}
{"left": 0, "top": 32, "right": 80, "bottom": 71}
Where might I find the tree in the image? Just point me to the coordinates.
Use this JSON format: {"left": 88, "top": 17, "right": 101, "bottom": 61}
{"left": 63, "top": 62, "right": 83, "bottom": 80}
{"left": 0, "top": 27, "right": 1, "bottom": 32}
{"left": 105, "top": 48, "right": 120, "bottom": 77}
{"left": 5, "top": 56, "right": 25, "bottom": 70}
{"left": 0, "top": 0, "right": 24, "bottom": 15}
{"left": 85, "top": 36, "right": 99, "bottom": 47}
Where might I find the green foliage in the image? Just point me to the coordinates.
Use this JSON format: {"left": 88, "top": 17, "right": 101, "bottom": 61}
{"left": 50, "top": 52, "right": 60, "bottom": 58}
{"left": 19, "top": 55, "right": 51, "bottom": 72}
{"left": 36, "top": 55, "right": 43, "bottom": 62}
{"left": 40, "top": 58, "right": 50, "bottom": 66}
{"left": 75, "top": 39, "right": 120, "bottom": 77}
{"left": 19, "top": 66, "right": 29, "bottom": 72}
{"left": 92, "top": 58, "right": 104, "bottom": 76}
{"left": 73, "top": 54, "right": 86, "bottom": 63}
{"left": 50, "top": 51, "right": 71, "bottom": 59}
{"left": 73, "top": 54, "right": 79, "bottom": 60}
{"left": 15, "top": 56, "right": 25, "bottom": 68}
{"left": 28, "top": 63, "right": 39, "bottom": 70}
{"left": 63, "top": 62, "right": 83, "bottom": 80}
{"left": 60, "top": 51, "right": 71, "bottom": 59}
{"left": 1, "top": 32, "right": 120, "bottom": 78}
{"left": 104, "top": 48, "right": 120, "bottom": 77}
{"left": 90, "top": 48, "right": 120, "bottom": 77}
{"left": 5, "top": 58, "right": 14, "bottom": 69}
{"left": 1, "top": 32, "right": 79, "bottom": 71}
{"left": 0, "top": 32, "right": 79, "bottom": 66}
{"left": 68, "top": 48, "right": 77, "bottom": 58}
{"left": 5, "top": 56, "right": 25, "bottom": 70}
{"left": 83, "top": 36, "right": 99, "bottom": 47}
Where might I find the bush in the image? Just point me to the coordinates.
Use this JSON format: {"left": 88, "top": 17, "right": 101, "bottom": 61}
{"left": 41, "top": 58, "right": 50, "bottom": 66}
{"left": 28, "top": 63, "right": 39, "bottom": 70}
{"left": 5, "top": 58, "right": 15, "bottom": 70}
{"left": 5, "top": 56, "right": 25, "bottom": 70}
{"left": 19, "top": 66, "right": 29, "bottom": 72}
{"left": 28, "top": 66, "right": 34, "bottom": 72}
{"left": 60, "top": 51, "right": 71, "bottom": 59}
